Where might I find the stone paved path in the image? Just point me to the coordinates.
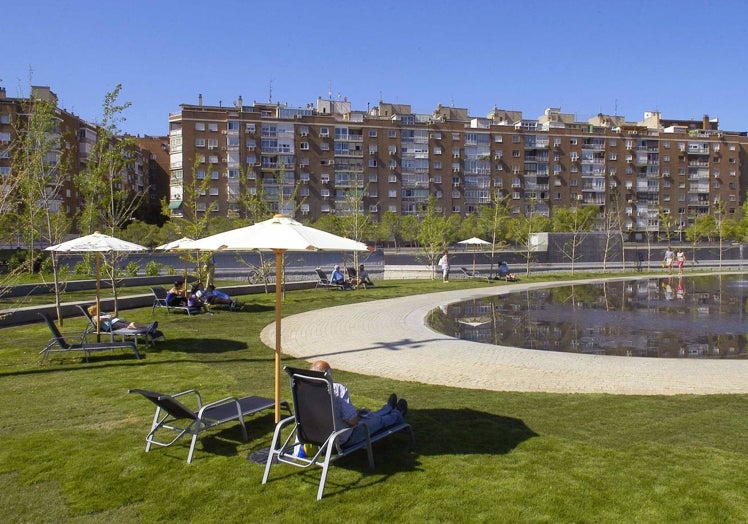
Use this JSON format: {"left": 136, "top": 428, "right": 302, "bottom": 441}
{"left": 260, "top": 279, "right": 748, "bottom": 395}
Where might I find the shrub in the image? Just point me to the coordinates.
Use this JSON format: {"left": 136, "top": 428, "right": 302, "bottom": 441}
{"left": 73, "top": 261, "right": 90, "bottom": 276}
{"left": 125, "top": 261, "right": 139, "bottom": 277}
{"left": 145, "top": 261, "right": 160, "bottom": 276}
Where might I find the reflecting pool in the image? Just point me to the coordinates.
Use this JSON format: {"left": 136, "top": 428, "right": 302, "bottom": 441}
{"left": 428, "top": 273, "right": 748, "bottom": 359}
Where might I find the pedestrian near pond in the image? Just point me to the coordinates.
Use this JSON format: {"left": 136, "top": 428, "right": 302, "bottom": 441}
{"left": 663, "top": 247, "right": 674, "bottom": 274}
{"left": 676, "top": 248, "right": 686, "bottom": 274}
{"left": 438, "top": 250, "right": 450, "bottom": 283}
{"left": 203, "top": 253, "right": 216, "bottom": 288}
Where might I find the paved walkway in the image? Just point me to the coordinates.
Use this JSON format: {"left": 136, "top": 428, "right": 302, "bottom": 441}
{"left": 260, "top": 278, "right": 748, "bottom": 395}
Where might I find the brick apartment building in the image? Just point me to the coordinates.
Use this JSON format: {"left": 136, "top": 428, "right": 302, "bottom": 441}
{"left": 168, "top": 96, "right": 748, "bottom": 239}
{"left": 0, "top": 85, "right": 155, "bottom": 225}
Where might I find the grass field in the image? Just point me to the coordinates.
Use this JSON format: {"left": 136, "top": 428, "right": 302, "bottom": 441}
{"left": 0, "top": 277, "right": 746, "bottom": 523}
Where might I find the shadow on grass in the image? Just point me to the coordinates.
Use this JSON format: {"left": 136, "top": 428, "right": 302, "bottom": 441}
{"left": 254, "top": 407, "right": 536, "bottom": 499}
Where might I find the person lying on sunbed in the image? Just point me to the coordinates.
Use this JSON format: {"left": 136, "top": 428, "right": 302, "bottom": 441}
{"left": 87, "top": 304, "right": 158, "bottom": 334}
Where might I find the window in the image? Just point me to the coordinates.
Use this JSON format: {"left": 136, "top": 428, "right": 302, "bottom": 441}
{"left": 196, "top": 203, "right": 207, "bottom": 212}
{"left": 196, "top": 170, "right": 206, "bottom": 179}
{"left": 609, "top": 139, "right": 616, "bottom": 147}
{"left": 452, "top": 205, "right": 461, "bottom": 213}
{"left": 452, "top": 190, "right": 461, "bottom": 199}
{"left": 298, "top": 125, "right": 309, "bottom": 136}
{"left": 388, "top": 174, "right": 397, "bottom": 183}
{"left": 0, "top": 115, "right": 9, "bottom": 124}
{"left": 321, "top": 142, "right": 330, "bottom": 151}
{"left": 554, "top": 192, "right": 561, "bottom": 200}
{"left": 245, "top": 124, "right": 255, "bottom": 133}
{"left": 209, "top": 188, "right": 219, "bottom": 196}
{"left": 207, "top": 138, "right": 218, "bottom": 149}
{"left": 208, "top": 155, "right": 218, "bottom": 164}
{"left": 570, "top": 138, "right": 577, "bottom": 145}
{"left": 300, "top": 142, "right": 309, "bottom": 150}
{"left": 432, "top": 175, "right": 442, "bottom": 184}
{"left": 368, "top": 129, "right": 377, "bottom": 138}
{"left": 228, "top": 121, "right": 239, "bottom": 131}
{"left": 195, "top": 138, "right": 205, "bottom": 147}
{"left": 388, "top": 190, "right": 397, "bottom": 198}
{"left": 388, "top": 130, "right": 397, "bottom": 138}
{"left": 570, "top": 179, "right": 578, "bottom": 187}
{"left": 452, "top": 133, "right": 460, "bottom": 141}
{"left": 432, "top": 132, "right": 442, "bottom": 140}
{"left": 388, "top": 205, "right": 397, "bottom": 212}
{"left": 369, "top": 145, "right": 378, "bottom": 154}
{"left": 609, "top": 153, "right": 617, "bottom": 161}
{"left": 512, "top": 150, "right": 520, "bottom": 158}
{"left": 320, "top": 127, "right": 330, "bottom": 137}
{"left": 433, "top": 146, "right": 442, "bottom": 155}
{"left": 0, "top": 167, "right": 10, "bottom": 176}
{"left": 368, "top": 174, "right": 378, "bottom": 183}
{"left": 368, "top": 159, "right": 377, "bottom": 167}
{"left": 195, "top": 122, "right": 205, "bottom": 131}
{"left": 495, "top": 135, "right": 503, "bottom": 143}
{"left": 369, "top": 204, "right": 378, "bottom": 213}
{"left": 211, "top": 170, "right": 219, "bottom": 179}
{"left": 433, "top": 161, "right": 442, "bottom": 170}
{"left": 662, "top": 155, "right": 670, "bottom": 162}
{"left": 208, "top": 123, "right": 218, "bottom": 132}
{"left": 388, "top": 145, "right": 397, "bottom": 155}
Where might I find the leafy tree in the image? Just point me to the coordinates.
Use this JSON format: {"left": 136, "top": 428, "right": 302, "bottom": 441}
{"left": 400, "top": 215, "right": 419, "bottom": 247}
{"left": 507, "top": 198, "right": 551, "bottom": 275}
{"left": 417, "top": 197, "right": 449, "bottom": 279}
{"left": 478, "top": 193, "right": 510, "bottom": 277}
{"left": 379, "top": 211, "right": 402, "bottom": 250}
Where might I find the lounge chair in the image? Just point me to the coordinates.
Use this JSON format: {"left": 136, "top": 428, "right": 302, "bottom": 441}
{"left": 77, "top": 304, "right": 165, "bottom": 348}
{"left": 150, "top": 286, "right": 202, "bottom": 315}
{"left": 314, "top": 268, "right": 341, "bottom": 290}
{"left": 262, "top": 366, "right": 415, "bottom": 500}
{"left": 459, "top": 266, "right": 491, "bottom": 282}
{"left": 129, "top": 388, "right": 291, "bottom": 464}
{"left": 38, "top": 312, "right": 140, "bottom": 363}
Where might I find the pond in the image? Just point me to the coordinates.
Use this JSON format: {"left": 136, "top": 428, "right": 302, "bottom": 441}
{"left": 428, "top": 273, "right": 748, "bottom": 359}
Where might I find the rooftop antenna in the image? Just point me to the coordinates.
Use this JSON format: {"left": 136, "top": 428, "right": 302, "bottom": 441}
{"left": 328, "top": 82, "right": 332, "bottom": 100}
{"left": 614, "top": 98, "right": 619, "bottom": 117}
{"left": 269, "top": 79, "right": 273, "bottom": 103}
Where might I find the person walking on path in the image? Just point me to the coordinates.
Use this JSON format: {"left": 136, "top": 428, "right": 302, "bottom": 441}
{"left": 676, "top": 248, "right": 686, "bottom": 275}
{"left": 438, "top": 250, "right": 450, "bottom": 283}
{"left": 663, "top": 247, "right": 675, "bottom": 275}
{"left": 203, "top": 253, "right": 216, "bottom": 288}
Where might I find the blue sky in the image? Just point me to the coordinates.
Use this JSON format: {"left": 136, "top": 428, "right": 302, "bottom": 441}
{"left": 4, "top": 0, "right": 747, "bottom": 136}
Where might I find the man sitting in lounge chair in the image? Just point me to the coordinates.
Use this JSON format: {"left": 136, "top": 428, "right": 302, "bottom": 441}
{"left": 309, "top": 360, "right": 408, "bottom": 444}
{"left": 330, "top": 265, "right": 352, "bottom": 290}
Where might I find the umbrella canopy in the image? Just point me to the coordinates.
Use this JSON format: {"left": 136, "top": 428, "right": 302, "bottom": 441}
{"left": 189, "top": 215, "right": 369, "bottom": 422}
{"left": 154, "top": 237, "right": 194, "bottom": 251}
{"left": 188, "top": 215, "right": 367, "bottom": 252}
{"left": 457, "top": 237, "right": 491, "bottom": 275}
{"left": 457, "top": 237, "right": 491, "bottom": 246}
{"left": 46, "top": 232, "right": 147, "bottom": 335}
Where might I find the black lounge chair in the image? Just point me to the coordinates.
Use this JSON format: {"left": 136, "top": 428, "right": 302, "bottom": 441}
{"left": 459, "top": 266, "right": 491, "bottom": 282}
{"left": 262, "top": 366, "right": 415, "bottom": 500}
{"left": 38, "top": 312, "right": 140, "bottom": 363}
{"left": 314, "top": 268, "right": 343, "bottom": 290}
{"left": 129, "top": 388, "right": 290, "bottom": 464}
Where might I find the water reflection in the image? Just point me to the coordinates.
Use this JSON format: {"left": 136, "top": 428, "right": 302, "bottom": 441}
{"left": 428, "top": 274, "right": 748, "bottom": 359}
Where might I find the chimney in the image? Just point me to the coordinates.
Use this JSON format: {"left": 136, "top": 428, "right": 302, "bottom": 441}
{"left": 198, "top": 93, "right": 203, "bottom": 107}
{"left": 702, "top": 115, "right": 710, "bottom": 130}
{"left": 0, "top": 86, "right": 5, "bottom": 99}
{"left": 237, "top": 95, "right": 243, "bottom": 109}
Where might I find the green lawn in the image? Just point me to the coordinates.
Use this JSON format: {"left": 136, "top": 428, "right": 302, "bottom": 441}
{"left": 0, "top": 278, "right": 746, "bottom": 523}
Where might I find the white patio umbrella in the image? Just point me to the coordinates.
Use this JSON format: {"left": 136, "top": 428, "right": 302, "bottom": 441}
{"left": 189, "top": 214, "right": 369, "bottom": 422}
{"left": 458, "top": 237, "right": 491, "bottom": 276}
{"left": 46, "top": 231, "right": 147, "bottom": 336}
{"left": 155, "top": 237, "right": 195, "bottom": 291}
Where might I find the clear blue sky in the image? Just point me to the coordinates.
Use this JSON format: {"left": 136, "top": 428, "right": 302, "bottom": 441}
{"left": 4, "top": 0, "right": 747, "bottom": 136}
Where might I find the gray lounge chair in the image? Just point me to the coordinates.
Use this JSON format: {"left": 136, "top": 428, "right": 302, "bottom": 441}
{"left": 38, "top": 312, "right": 140, "bottom": 363}
{"left": 262, "top": 366, "right": 414, "bottom": 500}
{"left": 77, "top": 304, "right": 165, "bottom": 348}
{"left": 129, "top": 388, "right": 290, "bottom": 464}
{"left": 151, "top": 286, "right": 202, "bottom": 315}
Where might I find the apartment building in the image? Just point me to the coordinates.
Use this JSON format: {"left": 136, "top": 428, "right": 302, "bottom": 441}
{"left": 168, "top": 96, "right": 748, "bottom": 238}
{"left": 0, "top": 85, "right": 152, "bottom": 226}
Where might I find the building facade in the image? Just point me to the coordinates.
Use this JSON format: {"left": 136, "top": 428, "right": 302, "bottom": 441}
{"left": 0, "top": 85, "right": 154, "bottom": 229}
{"left": 168, "top": 96, "right": 748, "bottom": 238}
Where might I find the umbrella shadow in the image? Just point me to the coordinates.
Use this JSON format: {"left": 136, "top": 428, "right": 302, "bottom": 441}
{"left": 158, "top": 337, "right": 248, "bottom": 354}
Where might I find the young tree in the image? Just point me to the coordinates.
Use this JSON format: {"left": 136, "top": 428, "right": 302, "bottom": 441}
{"left": 417, "top": 197, "right": 448, "bottom": 279}
{"left": 552, "top": 206, "right": 598, "bottom": 274}
{"left": 478, "top": 192, "right": 510, "bottom": 277}
{"left": 75, "top": 85, "right": 146, "bottom": 313}
{"left": 378, "top": 211, "right": 402, "bottom": 251}
{"left": 11, "top": 89, "right": 73, "bottom": 320}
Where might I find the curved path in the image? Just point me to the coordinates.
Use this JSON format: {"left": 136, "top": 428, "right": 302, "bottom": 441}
{"left": 260, "top": 278, "right": 748, "bottom": 395}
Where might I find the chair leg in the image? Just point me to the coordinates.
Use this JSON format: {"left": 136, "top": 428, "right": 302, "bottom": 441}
{"left": 187, "top": 425, "right": 201, "bottom": 464}
{"left": 317, "top": 443, "right": 336, "bottom": 500}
